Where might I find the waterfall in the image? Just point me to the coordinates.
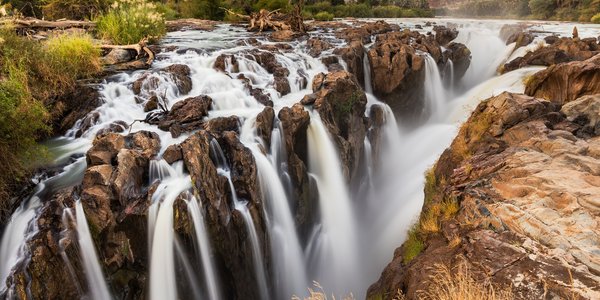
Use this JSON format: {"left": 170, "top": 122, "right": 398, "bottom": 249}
{"left": 187, "top": 198, "right": 221, "bottom": 300}
{"left": 149, "top": 162, "right": 192, "bottom": 300}
{"left": 307, "top": 111, "right": 360, "bottom": 294}
{"left": 75, "top": 200, "right": 112, "bottom": 300}
{"left": 218, "top": 168, "right": 270, "bottom": 300}
{"left": 423, "top": 54, "right": 446, "bottom": 121}
{"left": 445, "top": 59, "right": 455, "bottom": 92}
{"left": 363, "top": 50, "right": 373, "bottom": 94}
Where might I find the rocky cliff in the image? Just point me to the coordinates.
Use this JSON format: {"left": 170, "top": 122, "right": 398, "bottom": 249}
{"left": 368, "top": 55, "right": 600, "bottom": 299}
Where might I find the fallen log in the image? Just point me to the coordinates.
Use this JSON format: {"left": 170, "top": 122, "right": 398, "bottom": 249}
{"left": 100, "top": 40, "right": 155, "bottom": 71}
{"left": 0, "top": 17, "right": 95, "bottom": 29}
{"left": 221, "top": 6, "right": 305, "bottom": 33}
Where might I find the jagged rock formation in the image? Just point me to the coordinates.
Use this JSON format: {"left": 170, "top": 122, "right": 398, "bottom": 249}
{"left": 368, "top": 51, "right": 600, "bottom": 300}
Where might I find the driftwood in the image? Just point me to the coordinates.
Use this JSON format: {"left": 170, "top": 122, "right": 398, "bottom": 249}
{"left": 0, "top": 17, "right": 95, "bottom": 29}
{"left": 222, "top": 2, "right": 306, "bottom": 33}
{"left": 100, "top": 40, "right": 156, "bottom": 71}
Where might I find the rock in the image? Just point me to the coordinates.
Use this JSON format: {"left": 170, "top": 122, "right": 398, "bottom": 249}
{"left": 162, "top": 144, "right": 182, "bottom": 164}
{"left": 525, "top": 54, "right": 600, "bottom": 104}
{"left": 367, "top": 36, "right": 426, "bottom": 117}
{"left": 203, "top": 116, "right": 240, "bottom": 134}
{"left": 87, "top": 132, "right": 126, "bottom": 166}
{"left": 180, "top": 131, "right": 268, "bottom": 300}
{"left": 433, "top": 25, "right": 458, "bottom": 45}
{"left": 333, "top": 41, "right": 366, "bottom": 88}
{"left": 214, "top": 54, "right": 239, "bottom": 73}
{"left": 113, "top": 148, "right": 148, "bottom": 206}
{"left": 143, "top": 95, "right": 159, "bottom": 112}
{"left": 270, "top": 29, "right": 300, "bottom": 42}
{"left": 504, "top": 37, "right": 599, "bottom": 73}
{"left": 102, "top": 49, "right": 134, "bottom": 65}
{"left": 311, "top": 71, "right": 368, "bottom": 181}
{"left": 307, "top": 37, "right": 333, "bottom": 57}
{"left": 255, "top": 106, "right": 275, "bottom": 148}
{"left": 157, "top": 95, "right": 212, "bottom": 137}
{"left": 245, "top": 50, "right": 291, "bottom": 96}
{"left": 237, "top": 74, "right": 273, "bottom": 107}
{"left": 96, "top": 121, "right": 129, "bottom": 136}
{"left": 47, "top": 84, "right": 102, "bottom": 136}
{"left": 507, "top": 32, "right": 534, "bottom": 49}
{"left": 499, "top": 24, "right": 528, "bottom": 42}
{"left": 336, "top": 20, "right": 396, "bottom": 43}
{"left": 545, "top": 35, "right": 559, "bottom": 44}
{"left": 560, "top": 94, "right": 600, "bottom": 136}
{"left": 445, "top": 42, "right": 471, "bottom": 81}
{"left": 130, "top": 130, "right": 161, "bottom": 159}
{"left": 370, "top": 91, "right": 600, "bottom": 300}
{"left": 133, "top": 64, "right": 193, "bottom": 96}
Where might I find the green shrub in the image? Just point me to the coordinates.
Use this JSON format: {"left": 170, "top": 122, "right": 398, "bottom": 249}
{"left": 44, "top": 33, "right": 101, "bottom": 80}
{"left": 592, "top": 13, "right": 600, "bottom": 23}
{"left": 314, "top": 11, "right": 334, "bottom": 21}
{"left": 529, "top": 0, "right": 556, "bottom": 19}
{"left": 168, "top": 0, "right": 223, "bottom": 20}
{"left": 96, "top": 0, "right": 166, "bottom": 45}
{"left": 403, "top": 224, "right": 424, "bottom": 264}
{"left": 42, "top": 0, "right": 110, "bottom": 20}
{"left": 333, "top": 3, "right": 372, "bottom": 18}
{"left": 304, "top": 1, "right": 333, "bottom": 15}
{"left": 372, "top": 5, "right": 403, "bottom": 18}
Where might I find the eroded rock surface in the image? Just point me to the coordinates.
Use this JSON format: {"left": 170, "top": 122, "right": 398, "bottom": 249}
{"left": 369, "top": 92, "right": 600, "bottom": 300}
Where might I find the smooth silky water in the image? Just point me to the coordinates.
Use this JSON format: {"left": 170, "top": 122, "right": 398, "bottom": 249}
{"left": 1, "top": 18, "right": 598, "bottom": 299}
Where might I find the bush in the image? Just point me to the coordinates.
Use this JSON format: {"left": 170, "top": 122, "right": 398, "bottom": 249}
{"left": 314, "top": 11, "right": 334, "bottom": 21}
{"left": 96, "top": 0, "right": 166, "bottom": 45}
{"left": 529, "top": 0, "right": 556, "bottom": 19}
{"left": 169, "top": 0, "right": 223, "bottom": 20}
{"left": 372, "top": 5, "right": 403, "bottom": 18}
{"left": 44, "top": 33, "right": 101, "bottom": 80}
{"left": 42, "top": 0, "right": 110, "bottom": 20}
{"left": 333, "top": 3, "right": 372, "bottom": 18}
{"left": 592, "top": 13, "right": 600, "bottom": 23}
{"left": 253, "top": 0, "right": 291, "bottom": 12}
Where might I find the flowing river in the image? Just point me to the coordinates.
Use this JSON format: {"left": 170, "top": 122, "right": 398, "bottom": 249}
{"left": 1, "top": 17, "right": 599, "bottom": 300}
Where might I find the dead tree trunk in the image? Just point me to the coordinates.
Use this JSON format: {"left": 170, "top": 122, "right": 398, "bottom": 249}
{"left": 222, "top": 2, "right": 306, "bottom": 33}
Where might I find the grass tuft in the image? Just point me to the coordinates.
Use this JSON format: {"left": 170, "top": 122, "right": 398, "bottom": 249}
{"left": 96, "top": 0, "right": 166, "bottom": 45}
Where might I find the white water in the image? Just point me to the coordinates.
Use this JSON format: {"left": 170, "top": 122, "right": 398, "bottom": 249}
{"left": 187, "top": 199, "right": 221, "bottom": 300}
{"left": 423, "top": 54, "right": 447, "bottom": 120}
{"left": 307, "top": 112, "right": 361, "bottom": 294}
{"left": 1, "top": 18, "right": 598, "bottom": 300}
{"left": 75, "top": 200, "right": 112, "bottom": 300}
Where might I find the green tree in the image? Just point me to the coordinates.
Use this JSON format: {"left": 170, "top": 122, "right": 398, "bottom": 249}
{"left": 529, "top": 0, "right": 557, "bottom": 18}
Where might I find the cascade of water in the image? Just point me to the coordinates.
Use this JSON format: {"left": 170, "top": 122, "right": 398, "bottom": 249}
{"left": 363, "top": 50, "right": 373, "bottom": 94}
{"left": 217, "top": 168, "right": 270, "bottom": 300}
{"left": 423, "top": 54, "right": 446, "bottom": 121}
{"left": 75, "top": 200, "right": 112, "bottom": 300}
{"left": 187, "top": 198, "right": 221, "bottom": 300}
{"left": 149, "top": 163, "right": 192, "bottom": 300}
{"left": 59, "top": 207, "right": 84, "bottom": 296}
{"left": 307, "top": 111, "right": 360, "bottom": 294}
{"left": 445, "top": 59, "right": 455, "bottom": 92}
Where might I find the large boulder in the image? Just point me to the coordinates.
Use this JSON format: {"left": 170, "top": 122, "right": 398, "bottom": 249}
{"left": 444, "top": 42, "right": 472, "bottom": 81}
{"left": 157, "top": 95, "right": 213, "bottom": 137}
{"left": 245, "top": 50, "right": 291, "bottom": 96}
{"left": 311, "top": 71, "right": 368, "bottom": 181}
{"left": 333, "top": 41, "right": 366, "bottom": 88}
{"left": 133, "top": 64, "right": 193, "bottom": 96}
{"left": 525, "top": 54, "right": 600, "bottom": 104}
{"left": 367, "top": 36, "right": 426, "bottom": 117}
{"left": 433, "top": 25, "right": 458, "bottom": 46}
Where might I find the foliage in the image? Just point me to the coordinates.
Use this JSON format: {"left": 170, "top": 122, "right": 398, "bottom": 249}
{"left": 0, "top": 28, "right": 102, "bottom": 209}
{"left": 41, "top": 0, "right": 110, "bottom": 20}
{"left": 416, "top": 262, "right": 513, "bottom": 300}
{"left": 402, "top": 224, "right": 424, "bottom": 264}
{"left": 44, "top": 33, "right": 102, "bottom": 80}
{"left": 592, "top": 12, "right": 600, "bottom": 23}
{"left": 253, "top": 0, "right": 290, "bottom": 12}
{"left": 314, "top": 11, "right": 334, "bottom": 21}
{"left": 165, "top": 0, "right": 223, "bottom": 20}
{"left": 529, "top": 0, "right": 557, "bottom": 19}
{"left": 96, "top": 0, "right": 166, "bottom": 45}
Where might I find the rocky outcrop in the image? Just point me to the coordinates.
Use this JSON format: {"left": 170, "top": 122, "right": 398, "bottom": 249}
{"left": 503, "top": 36, "right": 599, "bottom": 73}
{"left": 369, "top": 92, "right": 600, "bottom": 299}
{"left": 156, "top": 95, "right": 212, "bottom": 138}
{"left": 444, "top": 42, "right": 472, "bottom": 81}
{"left": 311, "top": 71, "right": 368, "bottom": 181}
{"left": 307, "top": 37, "right": 333, "bottom": 57}
{"left": 46, "top": 84, "right": 102, "bottom": 136}
{"left": 333, "top": 41, "right": 366, "bottom": 88}
{"left": 525, "top": 54, "right": 600, "bottom": 104}
{"left": 433, "top": 25, "right": 458, "bottom": 46}
{"left": 133, "top": 64, "right": 193, "bottom": 97}
{"left": 245, "top": 50, "right": 291, "bottom": 96}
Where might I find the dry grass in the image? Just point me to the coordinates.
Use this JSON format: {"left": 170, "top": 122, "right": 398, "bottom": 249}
{"left": 448, "top": 234, "right": 462, "bottom": 248}
{"left": 292, "top": 281, "right": 354, "bottom": 300}
{"left": 416, "top": 262, "right": 513, "bottom": 300}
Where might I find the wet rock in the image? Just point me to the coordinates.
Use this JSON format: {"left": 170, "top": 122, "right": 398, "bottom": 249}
{"left": 255, "top": 106, "right": 275, "bottom": 147}
{"left": 544, "top": 35, "right": 559, "bottom": 44}
{"left": 333, "top": 41, "right": 366, "bottom": 88}
{"left": 525, "top": 54, "right": 600, "bottom": 104}
{"left": 157, "top": 95, "right": 213, "bottom": 138}
{"left": 499, "top": 24, "right": 528, "bottom": 42}
{"left": 47, "top": 84, "right": 102, "bottom": 136}
{"left": 433, "top": 25, "right": 458, "bottom": 45}
{"left": 336, "top": 20, "right": 396, "bottom": 43}
{"left": 561, "top": 94, "right": 600, "bottom": 135}
{"left": 133, "top": 64, "right": 193, "bottom": 96}
{"left": 75, "top": 111, "right": 100, "bottom": 137}
{"left": 203, "top": 116, "right": 240, "bottom": 134}
{"left": 445, "top": 42, "right": 472, "bottom": 81}
{"left": 311, "top": 71, "right": 368, "bottom": 181}
{"left": 245, "top": 50, "right": 291, "bottom": 96}
{"left": 367, "top": 36, "right": 426, "bottom": 117}
{"left": 180, "top": 131, "right": 268, "bottom": 300}
{"left": 112, "top": 148, "right": 149, "bottom": 208}
{"left": 97, "top": 121, "right": 129, "bottom": 136}
{"left": 87, "top": 132, "right": 126, "bottom": 166}
{"left": 237, "top": 74, "right": 273, "bottom": 107}
{"left": 307, "top": 37, "right": 333, "bottom": 57}
{"left": 507, "top": 31, "right": 535, "bottom": 49}
{"left": 270, "top": 29, "right": 300, "bottom": 42}
{"left": 162, "top": 144, "right": 183, "bottom": 164}
{"left": 214, "top": 54, "right": 239, "bottom": 73}
{"left": 130, "top": 130, "right": 161, "bottom": 159}
{"left": 143, "top": 95, "right": 159, "bottom": 112}
{"left": 504, "top": 37, "right": 599, "bottom": 73}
